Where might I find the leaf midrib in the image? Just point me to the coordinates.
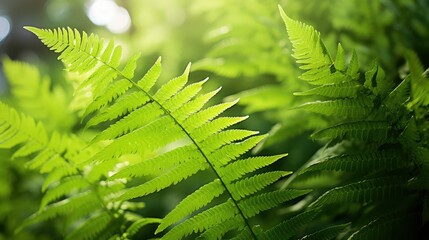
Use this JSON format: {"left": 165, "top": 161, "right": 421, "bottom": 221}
{"left": 55, "top": 32, "right": 259, "bottom": 239}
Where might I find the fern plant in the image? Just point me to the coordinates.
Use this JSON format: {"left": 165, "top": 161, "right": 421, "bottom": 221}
{"left": 276, "top": 5, "right": 429, "bottom": 239}
{"left": 195, "top": 0, "right": 429, "bottom": 155}
{"left": 0, "top": 25, "right": 315, "bottom": 239}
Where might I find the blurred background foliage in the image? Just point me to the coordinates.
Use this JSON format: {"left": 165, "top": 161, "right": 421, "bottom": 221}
{"left": 0, "top": 0, "right": 428, "bottom": 239}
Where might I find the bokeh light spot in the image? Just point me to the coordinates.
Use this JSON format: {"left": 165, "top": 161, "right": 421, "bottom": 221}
{"left": 87, "top": 0, "right": 117, "bottom": 26}
{"left": 87, "top": 0, "right": 131, "bottom": 33}
{"left": 106, "top": 7, "right": 131, "bottom": 33}
{"left": 0, "top": 15, "right": 11, "bottom": 42}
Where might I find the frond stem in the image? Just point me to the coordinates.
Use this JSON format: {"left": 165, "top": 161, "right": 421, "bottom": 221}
{"left": 80, "top": 51, "right": 258, "bottom": 239}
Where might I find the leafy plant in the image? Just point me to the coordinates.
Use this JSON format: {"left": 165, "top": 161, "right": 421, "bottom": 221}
{"left": 1, "top": 2, "right": 428, "bottom": 239}
{"left": 0, "top": 25, "right": 313, "bottom": 239}
{"left": 273, "top": 5, "right": 429, "bottom": 239}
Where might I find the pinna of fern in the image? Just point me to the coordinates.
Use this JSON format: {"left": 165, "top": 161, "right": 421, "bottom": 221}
{"left": 0, "top": 100, "right": 162, "bottom": 240}
{"left": 277, "top": 5, "right": 429, "bottom": 239}
{"left": 21, "top": 26, "right": 312, "bottom": 239}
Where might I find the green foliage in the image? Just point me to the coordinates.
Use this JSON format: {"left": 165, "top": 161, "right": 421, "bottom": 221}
{"left": 0, "top": 25, "right": 310, "bottom": 239}
{"left": 275, "top": 5, "right": 429, "bottom": 239}
{"left": 1, "top": 1, "right": 429, "bottom": 239}
{"left": 2, "top": 58, "right": 75, "bottom": 131}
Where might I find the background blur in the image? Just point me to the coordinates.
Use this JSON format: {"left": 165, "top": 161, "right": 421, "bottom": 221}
{"left": 1, "top": 0, "right": 429, "bottom": 239}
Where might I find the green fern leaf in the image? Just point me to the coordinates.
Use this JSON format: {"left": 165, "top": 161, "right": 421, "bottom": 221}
{"left": 294, "top": 82, "right": 362, "bottom": 98}
{"left": 196, "top": 215, "right": 242, "bottom": 240}
{"left": 279, "top": 6, "right": 332, "bottom": 71}
{"left": 301, "top": 150, "right": 408, "bottom": 174}
{"left": 26, "top": 26, "right": 295, "bottom": 239}
{"left": 161, "top": 200, "right": 238, "bottom": 240}
{"left": 347, "top": 50, "right": 360, "bottom": 79}
{"left": 199, "top": 127, "right": 257, "bottom": 153}
{"left": 92, "top": 102, "right": 163, "bottom": 142}
{"left": 309, "top": 177, "right": 407, "bottom": 207}
{"left": 156, "top": 180, "right": 225, "bottom": 233}
{"left": 300, "top": 223, "right": 350, "bottom": 240}
{"left": 239, "top": 189, "right": 311, "bottom": 218}
{"left": 296, "top": 98, "right": 373, "bottom": 119}
{"left": 40, "top": 176, "right": 89, "bottom": 208}
{"left": 406, "top": 50, "right": 429, "bottom": 108}
{"left": 116, "top": 160, "right": 209, "bottom": 201}
{"left": 2, "top": 58, "right": 74, "bottom": 130}
{"left": 164, "top": 78, "right": 208, "bottom": 112}
{"left": 42, "top": 166, "right": 80, "bottom": 191}
{"left": 210, "top": 135, "right": 267, "bottom": 167}
{"left": 65, "top": 212, "right": 112, "bottom": 240}
{"left": 261, "top": 209, "right": 320, "bottom": 240}
{"left": 334, "top": 43, "right": 346, "bottom": 71}
{"left": 124, "top": 218, "right": 162, "bottom": 239}
{"left": 83, "top": 79, "right": 132, "bottom": 118}
{"left": 385, "top": 76, "right": 410, "bottom": 112}
{"left": 86, "top": 91, "right": 150, "bottom": 127}
{"left": 110, "top": 145, "right": 199, "bottom": 179}
{"left": 20, "top": 192, "right": 101, "bottom": 230}
{"left": 229, "top": 171, "right": 291, "bottom": 200}
{"left": 311, "top": 121, "right": 391, "bottom": 141}
{"left": 137, "top": 56, "right": 162, "bottom": 91}
{"left": 219, "top": 154, "right": 287, "bottom": 183}
{"left": 364, "top": 62, "right": 393, "bottom": 97}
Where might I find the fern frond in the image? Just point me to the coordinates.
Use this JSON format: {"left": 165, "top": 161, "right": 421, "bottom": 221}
{"left": 219, "top": 154, "right": 287, "bottom": 183}
{"left": 162, "top": 200, "right": 238, "bottom": 240}
{"left": 110, "top": 146, "right": 199, "bottom": 179}
{"left": 364, "top": 62, "right": 393, "bottom": 97}
{"left": 301, "top": 150, "right": 408, "bottom": 174}
{"left": 42, "top": 166, "right": 80, "bottom": 191}
{"left": 86, "top": 91, "right": 150, "bottom": 128}
{"left": 0, "top": 101, "right": 46, "bottom": 150}
{"left": 124, "top": 218, "right": 162, "bottom": 239}
{"left": 210, "top": 135, "right": 267, "bottom": 167}
{"left": 2, "top": 57, "right": 74, "bottom": 130}
{"left": 280, "top": 6, "right": 427, "bottom": 240}
{"left": 156, "top": 180, "right": 225, "bottom": 233}
{"left": 278, "top": 6, "right": 332, "bottom": 71}
{"left": 294, "top": 82, "right": 362, "bottom": 98}
{"left": 300, "top": 223, "right": 350, "bottom": 240}
{"left": 261, "top": 209, "right": 320, "bottom": 240}
{"left": 83, "top": 78, "right": 132, "bottom": 118}
{"left": 229, "top": 171, "right": 291, "bottom": 200}
{"left": 93, "top": 102, "right": 163, "bottom": 142}
{"left": 116, "top": 160, "right": 209, "bottom": 201}
{"left": 297, "top": 98, "right": 373, "bottom": 119}
{"left": 136, "top": 56, "right": 161, "bottom": 91}
{"left": 239, "top": 189, "right": 311, "bottom": 218}
{"left": 311, "top": 121, "right": 391, "bottom": 141}
{"left": 26, "top": 26, "right": 296, "bottom": 239}
{"left": 65, "top": 212, "right": 112, "bottom": 240}
{"left": 40, "top": 176, "right": 89, "bottom": 208}
{"left": 0, "top": 102, "right": 131, "bottom": 238}
{"left": 21, "top": 192, "right": 101, "bottom": 230}
{"left": 406, "top": 50, "right": 429, "bottom": 109}
{"left": 309, "top": 177, "right": 407, "bottom": 207}
{"left": 199, "top": 127, "right": 257, "bottom": 153}
{"left": 196, "top": 215, "right": 242, "bottom": 240}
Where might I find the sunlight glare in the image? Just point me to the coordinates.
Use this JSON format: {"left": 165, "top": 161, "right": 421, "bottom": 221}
{"left": 106, "top": 7, "right": 131, "bottom": 34}
{"left": 0, "top": 15, "right": 11, "bottom": 42}
{"left": 87, "top": 0, "right": 131, "bottom": 33}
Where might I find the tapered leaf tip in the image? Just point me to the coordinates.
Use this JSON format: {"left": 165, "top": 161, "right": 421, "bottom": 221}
{"left": 156, "top": 56, "right": 162, "bottom": 63}
{"left": 278, "top": 5, "right": 289, "bottom": 22}
{"left": 24, "top": 26, "right": 42, "bottom": 35}
{"left": 183, "top": 62, "right": 192, "bottom": 74}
